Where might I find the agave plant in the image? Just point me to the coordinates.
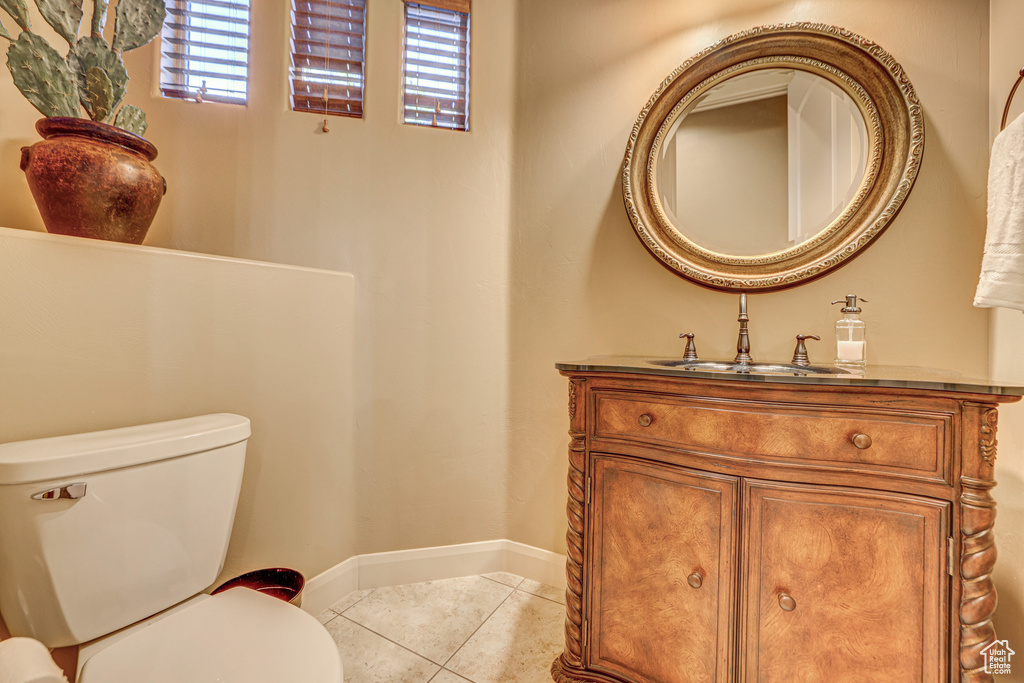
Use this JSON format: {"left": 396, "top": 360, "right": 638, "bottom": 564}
{"left": 1, "top": 0, "right": 166, "bottom": 137}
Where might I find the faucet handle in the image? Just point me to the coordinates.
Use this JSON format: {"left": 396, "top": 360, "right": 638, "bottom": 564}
{"left": 792, "top": 334, "right": 820, "bottom": 367}
{"left": 679, "top": 333, "right": 699, "bottom": 362}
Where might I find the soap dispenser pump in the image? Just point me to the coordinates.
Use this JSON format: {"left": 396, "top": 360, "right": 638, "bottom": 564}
{"left": 832, "top": 294, "right": 868, "bottom": 369}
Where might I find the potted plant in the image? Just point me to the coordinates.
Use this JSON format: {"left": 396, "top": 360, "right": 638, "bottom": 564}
{"left": 2, "top": 0, "right": 167, "bottom": 244}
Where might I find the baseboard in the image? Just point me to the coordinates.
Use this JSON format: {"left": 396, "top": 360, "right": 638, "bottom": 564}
{"left": 301, "top": 540, "right": 567, "bottom": 617}
{"left": 301, "top": 556, "right": 361, "bottom": 617}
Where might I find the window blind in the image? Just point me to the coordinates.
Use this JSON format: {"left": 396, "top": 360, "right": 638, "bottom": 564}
{"left": 290, "top": 0, "right": 366, "bottom": 118}
{"left": 402, "top": 1, "right": 470, "bottom": 131}
{"left": 160, "top": 0, "right": 251, "bottom": 105}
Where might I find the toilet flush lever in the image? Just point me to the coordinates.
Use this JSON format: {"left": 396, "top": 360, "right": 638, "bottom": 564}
{"left": 31, "top": 483, "right": 86, "bottom": 501}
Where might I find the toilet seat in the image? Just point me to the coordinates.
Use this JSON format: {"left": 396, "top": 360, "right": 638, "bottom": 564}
{"left": 78, "top": 587, "right": 342, "bottom": 682}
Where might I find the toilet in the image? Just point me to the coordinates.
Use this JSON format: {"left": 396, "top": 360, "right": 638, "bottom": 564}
{"left": 0, "top": 414, "right": 343, "bottom": 682}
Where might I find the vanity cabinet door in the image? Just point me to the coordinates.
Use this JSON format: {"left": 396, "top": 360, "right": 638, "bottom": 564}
{"left": 741, "top": 481, "right": 950, "bottom": 682}
{"left": 587, "top": 454, "right": 737, "bottom": 683}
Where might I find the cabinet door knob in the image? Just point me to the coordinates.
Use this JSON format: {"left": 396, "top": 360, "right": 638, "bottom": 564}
{"left": 638, "top": 413, "right": 653, "bottom": 427}
{"left": 778, "top": 593, "right": 796, "bottom": 611}
{"left": 687, "top": 572, "right": 703, "bottom": 589}
{"left": 852, "top": 433, "right": 872, "bottom": 449}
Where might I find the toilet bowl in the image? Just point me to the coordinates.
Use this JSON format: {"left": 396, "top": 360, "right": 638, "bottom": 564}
{"left": 78, "top": 588, "right": 339, "bottom": 682}
{"left": 0, "top": 415, "right": 342, "bottom": 682}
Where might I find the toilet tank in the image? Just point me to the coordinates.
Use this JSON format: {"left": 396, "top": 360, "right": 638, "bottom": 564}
{"left": 0, "top": 414, "right": 251, "bottom": 648}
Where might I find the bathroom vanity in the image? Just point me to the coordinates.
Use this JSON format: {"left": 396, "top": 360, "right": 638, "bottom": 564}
{"left": 550, "top": 358, "right": 1023, "bottom": 683}
{"left": 570, "top": 17, "right": 1018, "bottom": 682}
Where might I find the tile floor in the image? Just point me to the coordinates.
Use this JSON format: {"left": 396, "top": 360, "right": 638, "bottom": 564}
{"left": 316, "top": 573, "right": 565, "bottom": 682}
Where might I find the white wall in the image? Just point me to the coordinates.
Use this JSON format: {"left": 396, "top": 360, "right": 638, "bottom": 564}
{"left": 0, "top": 227, "right": 355, "bottom": 584}
{"left": 141, "top": 0, "right": 518, "bottom": 554}
{"left": 0, "top": 0, "right": 519, "bottom": 558}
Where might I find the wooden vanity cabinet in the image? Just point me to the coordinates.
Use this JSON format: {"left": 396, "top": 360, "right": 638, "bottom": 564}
{"left": 741, "top": 481, "right": 948, "bottom": 682}
{"left": 551, "top": 370, "right": 1019, "bottom": 683}
{"left": 588, "top": 455, "right": 738, "bottom": 682}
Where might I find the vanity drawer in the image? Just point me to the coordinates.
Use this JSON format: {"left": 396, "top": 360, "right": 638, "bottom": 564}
{"left": 593, "top": 393, "right": 948, "bottom": 480}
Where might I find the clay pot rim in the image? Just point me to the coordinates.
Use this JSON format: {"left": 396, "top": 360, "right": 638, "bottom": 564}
{"left": 35, "top": 117, "right": 158, "bottom": 162}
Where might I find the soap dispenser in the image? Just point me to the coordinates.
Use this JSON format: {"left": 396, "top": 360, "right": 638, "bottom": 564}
{"left": 832, "top": 294, "right": 868, "bottom": 369}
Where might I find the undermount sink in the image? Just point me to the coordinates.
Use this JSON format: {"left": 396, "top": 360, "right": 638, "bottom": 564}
{"left": 647, "top": 360, "right": 854, "bottom": 376}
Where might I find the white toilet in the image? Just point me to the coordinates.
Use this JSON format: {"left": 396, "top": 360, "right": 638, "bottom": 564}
{"left": 0, "top": 414, "right": 343, "bottom": 682}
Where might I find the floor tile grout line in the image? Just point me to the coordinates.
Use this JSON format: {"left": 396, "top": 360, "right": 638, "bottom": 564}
{"left": 328, "top": 587, "right": 378, "bottom": 617}
{"left": 440, "top": 583, "right": 519, "bottom": 671}
{"left": 514, "top": 586, "right": 564, "bottom": 606}
{"left": 443, "top": 668, "right": 475, "bottom": 682}
{"left": 337, "top": 578, "right": 518, "bottom": 668}
{"left": 425, "top": 668, "right": 445, "bottom": 683}
{"left": 479, "top": 573, "right": 525, "bottom": 590}
{"left": 339, "top": 614, "right": 449, "bottom": 669}
{"left": 478, "top": 573, "right": 565, "bottom": 606}
{"left": 428, "top": 667, "right": 474, "bottom": 683}
{"left": 327, "top": 580, "right": 562, "bottom": 619}
{"left": 326, "top": 578, "right": 565, "bottom": 682}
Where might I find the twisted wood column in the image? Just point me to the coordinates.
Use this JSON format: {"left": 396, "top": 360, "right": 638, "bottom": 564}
{"left": 960, "top": 406, "right": 999, "bottom": 683}
{"left": 553, "top": 378, "right": 588, "bottom": 681}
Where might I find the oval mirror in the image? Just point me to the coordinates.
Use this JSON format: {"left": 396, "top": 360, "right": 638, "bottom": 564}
{"left": 623, "top": 24, "right": 924, "bottom": 291}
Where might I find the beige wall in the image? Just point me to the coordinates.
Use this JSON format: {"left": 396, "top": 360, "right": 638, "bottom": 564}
{"left": 989, "top": 0, "right": 1024, "bottom": 663}
{"left": 506, "top": 0, "right": 992, "bottom": 552}
{"left": 0, "top": 1, "right": 518, "bottom": 557}
{"left": 0, "top": 227, "right": 355, "bottom": 585}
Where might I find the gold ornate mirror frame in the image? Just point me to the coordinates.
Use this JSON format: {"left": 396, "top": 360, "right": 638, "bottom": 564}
{"left": 622, "top": 23, "right": 924, "bottom": 291}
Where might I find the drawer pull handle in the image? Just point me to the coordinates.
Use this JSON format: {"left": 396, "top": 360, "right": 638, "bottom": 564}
{"left": 638, "top": 414, "right": 653, "bottom": 427}
{"left": 687, "top": 572, "right": 703, "bottom": 589}
{"left": 852, "top": 433, "right": 873, "bottom": 449}
{"left": 778, "top": 593, "right": 796, "bottom": 611}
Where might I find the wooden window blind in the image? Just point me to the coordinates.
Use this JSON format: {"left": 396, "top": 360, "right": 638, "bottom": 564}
{"left": 290, "top": 0, "right": 366, "bottom": 118}
{"left": 160, "top": 0, "right": 251, "bottom": 105}
{"left": 402, "top": 1, "right": 470, "bottom": 131}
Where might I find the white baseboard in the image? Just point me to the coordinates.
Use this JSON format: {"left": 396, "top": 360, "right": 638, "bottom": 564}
{"left": 301, "top": 556, "right": 360, "bottom": 617}
{"left": 301, "top": 540, "right": 567, "bottom": 617}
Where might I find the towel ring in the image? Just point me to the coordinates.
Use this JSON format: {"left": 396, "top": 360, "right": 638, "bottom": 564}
{"left": 1001, "top": 67, "right": 1024, "bottom": 131}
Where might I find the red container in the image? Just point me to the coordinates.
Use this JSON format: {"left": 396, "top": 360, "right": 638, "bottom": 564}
{"left": 212, "top": 568, "right": 304, "bottom": 606}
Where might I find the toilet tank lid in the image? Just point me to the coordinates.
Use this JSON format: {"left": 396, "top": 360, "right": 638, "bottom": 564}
{"left": 0, "top": 414, "right": 251, "bottom": 485}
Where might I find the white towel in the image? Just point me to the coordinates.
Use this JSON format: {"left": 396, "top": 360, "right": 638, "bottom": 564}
{"left": 0, "top": 638, "right": 67, "bottom": 683}
{"left": 975, "top": 112, "right": 1024, "bottom": 311}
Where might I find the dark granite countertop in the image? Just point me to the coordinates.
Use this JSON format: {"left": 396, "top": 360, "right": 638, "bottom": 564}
{"left": 555, "top": 355, "right": 1024, "bottom": 397}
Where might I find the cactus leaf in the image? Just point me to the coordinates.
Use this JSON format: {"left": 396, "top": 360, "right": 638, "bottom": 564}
{"left": 0, "top": 17, "right": 11, "bottom": 40}
{"left": 69, "top": 36, "right": 127, "bottom": 114}
{"left": 89, "top": 0, "right": 105, "bottom": 36}
{"left": 38, "top": 0, "right": 84, "bottom": 45}
{"left": 114, "top": 103, "right": 147, "bottom": 136}
{"left": 84, "top": 65, "right": 112, "bottom": 121}
{"left": 112, "top": 0, "right": 165, "bottom": 53}
{"left": 0, "top": 0, "right": 30, "bottom": 31}
{"left": 6, "top": 32, "right": 79, "bottom": 118}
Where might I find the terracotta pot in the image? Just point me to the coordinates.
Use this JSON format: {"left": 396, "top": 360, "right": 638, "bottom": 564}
{"left": 20, "top": 117, "right": 166, "bottom": 245}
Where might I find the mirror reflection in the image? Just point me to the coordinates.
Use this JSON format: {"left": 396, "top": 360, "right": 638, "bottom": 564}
{"left": 657, "top": 69, "right": 869, "bottom": 256}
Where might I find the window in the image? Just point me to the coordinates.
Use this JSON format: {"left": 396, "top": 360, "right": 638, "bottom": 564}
{"left": 290, "top": 0, "right": 367, "bottom": 118}
{"left": 160, "top": 0, "right": 251, "bottom": 105}
{"left": 402, "top": 1, "right": 470, "bottom": 131}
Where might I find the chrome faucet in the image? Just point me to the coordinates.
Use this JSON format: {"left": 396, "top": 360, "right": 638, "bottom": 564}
{"left": 734, "top": 293, "right": 752, "bottom": 364}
